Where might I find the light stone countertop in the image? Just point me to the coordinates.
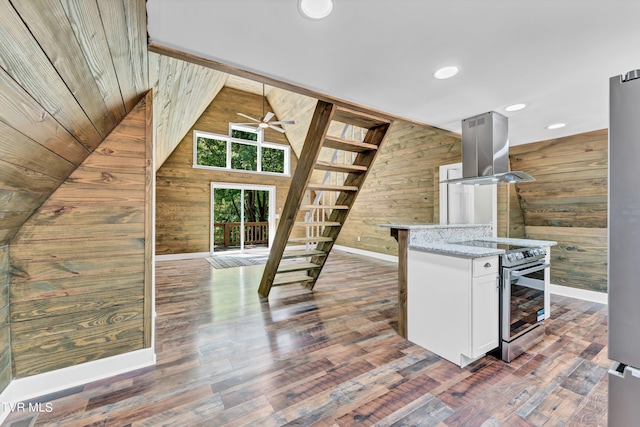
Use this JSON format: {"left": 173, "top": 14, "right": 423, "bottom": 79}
{"left": 380, "top": 223, "right": 490, "bottom": 230}
{"left": 409, "top": 237, "right": 557, "bottom": 259}
{"left": 380, "top": 223, "right": 556, "bottom": 258}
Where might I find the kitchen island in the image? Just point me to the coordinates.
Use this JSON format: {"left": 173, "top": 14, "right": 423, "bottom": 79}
{"left": 382, "top": 223, "right": 556, "bottom": 367}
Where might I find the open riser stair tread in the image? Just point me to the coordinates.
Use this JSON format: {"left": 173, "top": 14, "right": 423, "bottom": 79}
{"left": 276, "top": 262, "right": 321, "bottom": 273}
{"left": 323, "top": 135, "right": 378, "bottom": 152}
{"left": 288, "top": 236, "right": 333, "bottom": 244}
{"left": 314, "top": 161, "right": 368, "bottom": 173}
{"left": 258, "top": 99, "right": 391, "bottom": 298}
{"left": 294, "top": 221, "right": 341, "bottom": 227}
{"left": 281, "top": 249, "right": 327, "bottom": 258}
{"left": 272, "top": 274, "right": 314, "bottom": 287}
{"left": 306, "top": 183, "right": 359, "bottom": 192}
{"left": 299, "top": 204, "right": 349, "bottom": 210}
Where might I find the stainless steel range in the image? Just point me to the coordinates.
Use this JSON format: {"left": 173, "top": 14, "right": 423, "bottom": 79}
{"left": 460, "top": 241, "right": 549, "bottom": 362}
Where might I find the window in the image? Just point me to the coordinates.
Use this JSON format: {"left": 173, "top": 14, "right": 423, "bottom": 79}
{"left": 261, "top": 146, "right": 285, "bottom": 173}
{"left": 196, "top": 136, "right": 226, "bottom": 168}
{"left": 230, "top": 128, "right": 258, "bottom": 141}
{"left": 193, "top": 126, "right": 290, "bottom": 176}
{"left": 231, "top": 142, "right": 258, "bottom": 171}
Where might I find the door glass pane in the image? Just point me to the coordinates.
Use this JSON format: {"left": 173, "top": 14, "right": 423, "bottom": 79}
{"left": 262, "top": 146, "right": 285, "bottom": 173}
{"left": 213, "top": 188, "right": 242, "bottom": 251}
{"left": 509, "top": 274, "right": 545, "bottom": 337}
{"left": 243, "top": 189, "right": 269, "bottom": 249}
{"left": 231, "top": 142, "right": 257, "bottom": 171}
{"left": 196, "top": 136, "right": 226, "bottom": 167}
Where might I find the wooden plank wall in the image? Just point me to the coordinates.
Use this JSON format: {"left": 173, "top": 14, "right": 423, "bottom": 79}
{"left": 497, "top": 185, "right": 526, "bottom": 238}
{"left": 0, "top": 245, "right": 10, "bottom": 393}
{"left": 8, "top": 93, "right": 153, "bottom": 378}
{"left": 510, "top": 129, "right": 608, "bottom": 292}
{"left": 156, "top": 87, "right": 299, "bottom": 255}
{"left": 0, "top": 0, "right": 148, "bottom": 246}
{"left": 336, "top": 120, "right": 461, "bottom": 255}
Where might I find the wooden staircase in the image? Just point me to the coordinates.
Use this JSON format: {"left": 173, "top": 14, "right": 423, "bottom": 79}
{"left": 258, "top": 100, "right": 391, "bottom": 298}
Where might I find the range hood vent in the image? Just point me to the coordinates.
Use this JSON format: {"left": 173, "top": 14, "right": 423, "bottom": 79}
{"left": 442, "top": 111, "right": 535, "bottom": 185}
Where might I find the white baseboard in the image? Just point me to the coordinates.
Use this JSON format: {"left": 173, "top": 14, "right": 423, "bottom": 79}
{"left": 549, "top": 283, "right": 608, "bottom": 304}
{"left": 0, "top": 348, "right": 155, "bottom": 424}
{"left": 155, "top": 252, "right": 210, "bottom": 261}
{"left": 333, "top": 245, "right": 399, "bottom": 263}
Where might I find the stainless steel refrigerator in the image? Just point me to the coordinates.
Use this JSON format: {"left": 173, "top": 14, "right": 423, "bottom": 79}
{"left": 609, "top": 69, "right": 640, "bottom": 426}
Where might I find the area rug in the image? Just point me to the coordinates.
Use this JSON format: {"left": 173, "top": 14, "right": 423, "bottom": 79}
{"left": 206, "top": 255, "right": 270, "bottom": 269}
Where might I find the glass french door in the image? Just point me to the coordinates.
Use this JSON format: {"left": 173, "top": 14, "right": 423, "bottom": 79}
{"left": 210, "top": 183, "right": 275, "bottom": 253}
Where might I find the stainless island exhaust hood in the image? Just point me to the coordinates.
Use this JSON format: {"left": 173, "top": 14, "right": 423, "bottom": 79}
{"left": 442, "top": 111, "right": 535, "bottom": 185}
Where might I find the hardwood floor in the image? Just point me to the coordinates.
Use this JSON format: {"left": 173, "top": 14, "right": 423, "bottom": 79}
{"left": 3, "top": 251, "right": 609, "bottom": 426}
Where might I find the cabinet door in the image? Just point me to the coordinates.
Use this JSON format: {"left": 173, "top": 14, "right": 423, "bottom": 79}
{"left": 471, "top": 273, "right": 499, "bottom": 358}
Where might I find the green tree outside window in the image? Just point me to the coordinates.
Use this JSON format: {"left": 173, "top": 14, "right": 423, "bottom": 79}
{"left": 262, "top": 146, "right": 285, "bottom": 173}
{"left": 231, "top": 142, "right": 258, "bottom": 171}
{"left": 197, "top": 137, "right": 226, "bottom": 167}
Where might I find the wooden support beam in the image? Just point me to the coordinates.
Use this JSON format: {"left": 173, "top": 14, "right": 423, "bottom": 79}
{"left": 258, "top": 100, "right": 336, "bottom": 298}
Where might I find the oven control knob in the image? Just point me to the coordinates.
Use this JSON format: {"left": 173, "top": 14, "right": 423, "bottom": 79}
{"left": 516, "top": 253, "right": 523, "bottom": 260}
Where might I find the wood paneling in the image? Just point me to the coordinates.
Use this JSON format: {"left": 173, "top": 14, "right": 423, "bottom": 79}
{"left": 510, "top": 130, "right": 608, "bottom": 229}
{"left": 156, "top": 87, "right": 299, "bottom": 255}
{"left": 497, "top": 184, "right": 526, "bottom": 238}
{"left": 0, "top": 0, "right": 149, "bottom": 246}
{"left": 0, "top": 245, "right": 10, "bottom": 394}
{"left": 336, "top": 120, "right": 461, "bottom": 255}
{"left": 527, "top": 226, "right": 608, "bottom": 292}
{"left": 9, "top": 93, "right": 152, "bottom": 378}
{"left": 150, "top": 52, "right": 228, "bottom": 170}
{"left": 0, "top": 0, "right": 101, "bottom": 148}
{"left": 510, "top": 129, "right": 608, "bottom": 292}
{"left": 96, "top": 0, "right": 148, "bottom": 112}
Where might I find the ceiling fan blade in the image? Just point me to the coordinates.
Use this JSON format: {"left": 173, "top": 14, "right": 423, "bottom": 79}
{"left": 270, "top": 120, "right": 295, "bottom": 125}
{"left": 268, "top": 124, "right": 286, "bottom": 133}
{"left": 263, "top": 112, "right": 275, "bottom": 122}
{"left": 237, "top": 112, "right": 259, "bottom": 122}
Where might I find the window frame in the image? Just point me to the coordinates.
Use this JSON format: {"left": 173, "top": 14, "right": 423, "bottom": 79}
{"left": 192, "top": 127, "right": 290, "bottom": 176}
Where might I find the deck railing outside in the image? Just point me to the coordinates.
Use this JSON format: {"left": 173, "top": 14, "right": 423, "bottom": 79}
{"left": 213, "top": 222, "right": 268, "bottom": 247}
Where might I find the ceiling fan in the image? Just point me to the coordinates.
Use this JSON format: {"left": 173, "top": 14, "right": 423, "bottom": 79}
{"left": 235, "top": 84, "right": 295, "bottom": 133}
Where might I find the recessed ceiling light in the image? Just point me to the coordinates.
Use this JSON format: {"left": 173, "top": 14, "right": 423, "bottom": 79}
{"left": 505, "top": 103, "right": 526, "bottom": 112}
{"left": 546, "top": 123, "right": 566, "bottom": 130}
{"left": 434, "top": 66, "right": 459, "bottom": 80}
{"left": 298, "top": 0, "right": 334, "bottom": 20}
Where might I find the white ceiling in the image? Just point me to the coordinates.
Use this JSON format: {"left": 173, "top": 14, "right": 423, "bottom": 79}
{"left": 146, "top": 0, "right": 640, "bottom": 146}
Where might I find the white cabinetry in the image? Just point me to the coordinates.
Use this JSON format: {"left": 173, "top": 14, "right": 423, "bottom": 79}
{"left": 407, "top": 249, "right": 499, "bottom": 367}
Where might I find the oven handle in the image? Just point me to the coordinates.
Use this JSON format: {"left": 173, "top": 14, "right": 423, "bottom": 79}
{"left": 510, "top": 263, "right": 550, "bottom": 277}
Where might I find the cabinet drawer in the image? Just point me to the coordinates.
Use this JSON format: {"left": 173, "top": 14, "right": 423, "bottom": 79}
{"left": 473, "top": 256, "right": 498, "bottom": 277}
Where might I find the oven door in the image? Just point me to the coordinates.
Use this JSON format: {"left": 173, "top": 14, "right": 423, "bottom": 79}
{"left": 501, "top": 261, "right": 550, "bottom": 342}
